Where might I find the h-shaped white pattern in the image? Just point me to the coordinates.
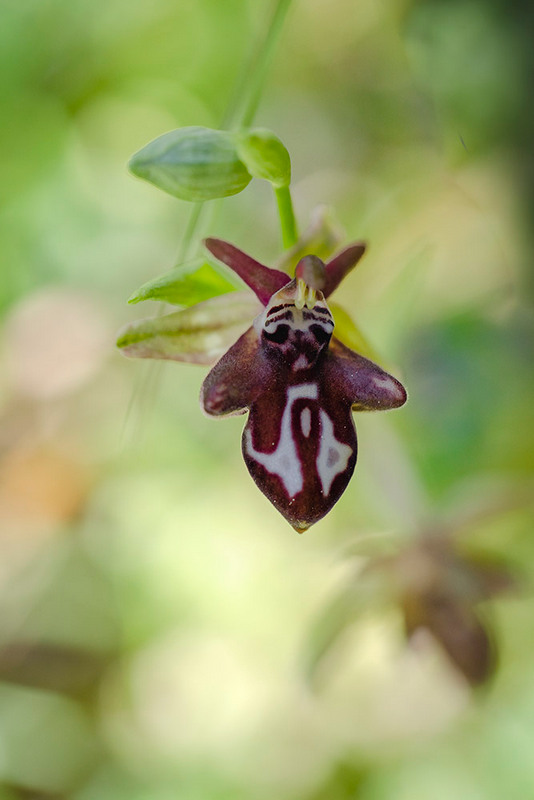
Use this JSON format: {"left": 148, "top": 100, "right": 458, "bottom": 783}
{"left": 245, "top": 383, "right": 317, "bottom": 497}
{"left": 245, "top": 383, "right": 354, "bottom": 499}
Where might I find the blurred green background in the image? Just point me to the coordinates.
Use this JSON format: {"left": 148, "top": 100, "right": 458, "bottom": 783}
{"left": 1, "top": 0, "right": 533, "bottom": 797}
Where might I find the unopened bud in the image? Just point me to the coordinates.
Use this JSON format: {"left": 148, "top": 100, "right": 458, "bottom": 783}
{"left": 236, "top": 128, "right": 291, "bottom": 188}
{"left": 129, "top": 127, "right": 252, "bottom": 202}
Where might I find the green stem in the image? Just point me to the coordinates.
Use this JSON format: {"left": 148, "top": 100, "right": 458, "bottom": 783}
{"left": 229, "top": 0, "right": 294, "bottom": 129}
{"left": 176, "top": 202, "right": 205, "bottom": 263}
{"left": 177, "top": 0, "right": 295, "bottom": 265}
{"left": 125, "top": 0, "right": 295, "bottom": 445}
{"left": 274, "top": 185, "right": 298, "bottom": 249}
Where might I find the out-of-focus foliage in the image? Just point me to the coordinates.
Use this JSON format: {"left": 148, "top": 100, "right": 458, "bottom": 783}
{"left": 0, "top": 0, "right": 533, "bottom": 798}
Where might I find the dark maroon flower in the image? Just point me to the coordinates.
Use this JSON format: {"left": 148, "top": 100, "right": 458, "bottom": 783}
{"left": 201, "top": 238, "right": 407, "bottom": 531}
{"left": 394, "top": 536, "right": 513, "bottom": 685}
{"left": 304, "top": 532, "right": 514, "bottom": 689}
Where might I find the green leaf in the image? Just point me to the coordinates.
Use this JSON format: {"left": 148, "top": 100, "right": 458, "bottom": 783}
{"left": 128, "top": 259, "right": 238, "bottom": 307}
{"left": 236, "top": 128, "right": 291, "bottom": 188}
{"left": 129, "top": 127, "right": 252, "bottom": 202}
{"left": 116, "top": 292, "right": 262, "bottom": 365}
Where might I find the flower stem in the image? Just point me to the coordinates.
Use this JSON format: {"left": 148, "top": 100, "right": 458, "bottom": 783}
{"left": 275, "top": 185, "right": 298, "bottom": 249}
{"left": 227, "top": 0, "right": 297, "bottom": 251}
{"left": 125, "top": 0, "right": 295, "bottom": 445}
{"left": 178, "top": 0, "right": 295, "bottom": 264}
{"left": 231, "top": 0, "right": 294, "bottom": 129}
{"left": 178, "top": 202, "right": 206, "bottom": 262}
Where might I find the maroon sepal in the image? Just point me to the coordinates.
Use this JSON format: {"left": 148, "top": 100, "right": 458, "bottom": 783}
{"left": 204, "top": 238, "right": 289, "bottom": 305}
{"left": 323, "top": 243, "right": 366, "bottom": 298}
{"left": 204, "top": 238, "right": 367, "bottom": 304}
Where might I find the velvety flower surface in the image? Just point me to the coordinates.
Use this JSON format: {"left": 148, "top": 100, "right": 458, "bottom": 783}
{"left": 201, "top": 238, "right": 407, "bottom": 531}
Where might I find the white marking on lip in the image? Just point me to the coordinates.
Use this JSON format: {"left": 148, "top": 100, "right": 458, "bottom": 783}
{"left": 245, "top": 383, "right": 318, "bottom": 498}
{"left": 292, "top": 354, "right": 309, "bottom": 371}
{"left": 316, "top": 411, "right": 353, "bottom": 496}
{"left": 300, "top": 407, "right": 311, "bottom": 437}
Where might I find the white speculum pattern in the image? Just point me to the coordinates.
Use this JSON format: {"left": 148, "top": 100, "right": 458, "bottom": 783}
{"left": 316, "top": 410, "right": 352, "bottom": 495}
{"left": 245, "top": 383, "right": 353, "bottom": 499}
{"left": 300, "top": 407, "right": 312, "bottom": 438}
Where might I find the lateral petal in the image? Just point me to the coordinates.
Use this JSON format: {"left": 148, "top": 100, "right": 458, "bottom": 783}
{"left": 326, "top": 338, "right": 407, "bottom": 411}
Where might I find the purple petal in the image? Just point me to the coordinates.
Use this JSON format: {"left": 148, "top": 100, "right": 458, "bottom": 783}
{"left": 201, "top": 326, "right": 270, "bottom": 416}
{"left": 323, "top": 242, "right": 366, "bottom": 298}
{"left": 326, "top": 338, "right": 407, "bottom": 410}
{"left": 204, "top": 238, "right": 290, "bottom": 306}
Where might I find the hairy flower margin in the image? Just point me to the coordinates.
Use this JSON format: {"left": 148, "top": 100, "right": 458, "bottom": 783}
{"left": 118, "top": 237, "right": 407, "bottom": 531}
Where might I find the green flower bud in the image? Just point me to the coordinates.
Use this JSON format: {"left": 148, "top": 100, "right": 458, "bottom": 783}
{"left": 129, "top": 127, "right": 252, "bottom": 202}
{"left": 236, "top": 128, "right": 291, "bottom": 188}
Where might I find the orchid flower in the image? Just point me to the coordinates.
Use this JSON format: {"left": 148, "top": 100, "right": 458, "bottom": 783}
{"left": 304, "top": 532, "right": 513, "bottom": 688}
{"left": 199, "top": 238, "right": 407, "bottom": 532}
